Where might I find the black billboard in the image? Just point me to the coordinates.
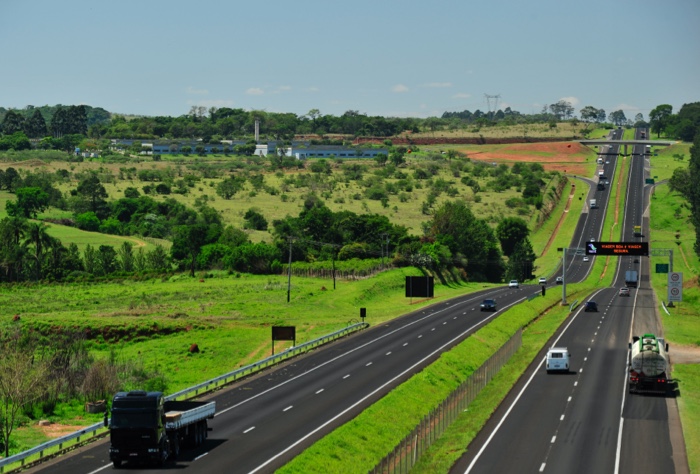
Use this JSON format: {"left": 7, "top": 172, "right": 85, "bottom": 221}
{"left": 405, "top": 276, "right": 434, "bottom": 298}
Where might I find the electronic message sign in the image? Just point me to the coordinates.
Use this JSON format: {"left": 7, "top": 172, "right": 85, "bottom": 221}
{"left": 585, "top": 241, "right": 648, "bottom": 256}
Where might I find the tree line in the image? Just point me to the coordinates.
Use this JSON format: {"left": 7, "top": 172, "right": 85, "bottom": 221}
{"left": 2, "top": 102, "right": 697, "bottom": 151}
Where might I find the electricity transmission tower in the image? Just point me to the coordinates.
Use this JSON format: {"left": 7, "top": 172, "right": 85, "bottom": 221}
{"left": 485, "top": 94, "right": 501, "bottom": 121}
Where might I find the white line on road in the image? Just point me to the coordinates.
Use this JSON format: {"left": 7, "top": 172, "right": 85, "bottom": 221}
{"left": 560, "top": 414, "right": 565, "bottom": 421}
{"left": 343, "top": 374, "right": 350, "bottom": 379}
{"left": 386, "top": 352, "right": 392, "bottom": 356}
{"left": 540, "top": 463, "right": 546, "bottom": 472}
{"left": 244, "top": 426, "right": 255, "bottom": 433}
{"left": 366, "top": 362, "right": 373, "bottom": 366}
{"left": 551, "top": 436, "right": 556, "bottom": 443}
{"left": 283, "top": 406, "right": 293, "bottom": 412}
{"left": 315, "top": 389, "right": 324, "bottom": 394}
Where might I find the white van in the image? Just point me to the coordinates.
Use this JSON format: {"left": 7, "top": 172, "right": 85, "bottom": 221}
{"left": 597, "top": 157, "right": 604, "bottom": 164}
{"left": 598, "top": 170, "right": 604, "bottom": 177}
{"left": 546, "top": 347, "right": 571, "bottom": 373}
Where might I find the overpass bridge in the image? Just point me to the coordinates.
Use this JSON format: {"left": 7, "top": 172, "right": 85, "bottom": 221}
{"left": 580, "top": 139, "right": 676, "bottom": 157}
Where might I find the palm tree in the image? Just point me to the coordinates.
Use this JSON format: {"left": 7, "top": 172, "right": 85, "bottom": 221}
{"left": 25, "top": 222, "right": 54, "bottom": 280}
{"left": 0, "top": 217, "right": 29, "bottom": 281}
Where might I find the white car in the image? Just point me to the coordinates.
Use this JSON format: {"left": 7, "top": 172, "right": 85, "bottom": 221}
{"left": 508, "top": 280, "right": 519, "bottom": 288}
{"left": 583, "top": 256, "right": 589, "bottom": 262}
{"left": 538, "top": 277, "right": 547, "bottom": 285}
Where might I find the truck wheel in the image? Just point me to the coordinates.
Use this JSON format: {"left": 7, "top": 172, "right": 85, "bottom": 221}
{"left": 113, "top": 460, "right": 122, "bottom": 469}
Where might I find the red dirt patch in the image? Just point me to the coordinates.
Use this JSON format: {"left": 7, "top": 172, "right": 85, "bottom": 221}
{"left": 464, "top": 141, "right": 591, "bottom": 175}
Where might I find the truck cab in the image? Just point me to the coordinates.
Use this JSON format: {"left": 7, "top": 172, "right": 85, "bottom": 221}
{"left": 108, "top": 391, "right": 169, "bottom": 467}
{"left": 546, "top": 347, "right": 571, "bottom": 373}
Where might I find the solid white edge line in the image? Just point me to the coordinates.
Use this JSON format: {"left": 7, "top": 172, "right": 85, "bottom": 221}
{"left": 248, "top": 296, "right": 528, "bottom": 474}
{"left": 463, "top": 303, "right": 585, "bottom": 473}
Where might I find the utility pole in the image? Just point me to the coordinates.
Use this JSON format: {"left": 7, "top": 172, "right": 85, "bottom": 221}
{"left": 287, "top": 236, "right": 293, "bottom": 303}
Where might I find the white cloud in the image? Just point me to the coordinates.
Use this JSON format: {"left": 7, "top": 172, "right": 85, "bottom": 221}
{"left": 246, "top": 88, "right": 265, "bottom": 96}
{"left": 186, "top": 86, "right": 209, "bottom": 95}
{"left": 560, "top": 96, "right": 580, "bottom": 106}
{"left": 424, "top": 82, "right": 452, "bottom": 88}
{"left": 271, "top": 85, "right": 292, "bottom": 94}
{"left": 392, "top": 84, "right": 409, "bottom": 93}
{"left": 306, "top": 86, "right": 320, "bottom": 92}
{"left": 452, "top": 93, "right": 471, "bottom": 99}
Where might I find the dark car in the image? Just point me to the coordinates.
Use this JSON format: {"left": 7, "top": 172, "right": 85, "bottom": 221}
{"left": 480, "top": 299, "right": 497, "bottom": 311}
{"left": 584, "top": 301, "right": 598, "bottom": 312}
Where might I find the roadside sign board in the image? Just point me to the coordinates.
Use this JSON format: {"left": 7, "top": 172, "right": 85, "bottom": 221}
{"left": 668, "top": 272, "right": 683, "bottom": 303}
{"left": 586, "top": 241, "right": 649, "bottom": 256}
{"left": 656, "top": 263, "right": 669, "bottom": 273}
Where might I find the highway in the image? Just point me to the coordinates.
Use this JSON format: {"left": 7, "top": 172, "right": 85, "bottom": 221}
{"left": 29, "top": 285, "right": 536, "bottom": 474}
{"left": 451, "top": 128, "right": 686, "bottom": 473}
{"left": 27, "top": 129, "right": 684, "bottom": 474}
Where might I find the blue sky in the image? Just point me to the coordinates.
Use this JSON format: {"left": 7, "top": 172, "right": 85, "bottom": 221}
{"left": 1, "top": 0, "right": 698, "bottom": 120}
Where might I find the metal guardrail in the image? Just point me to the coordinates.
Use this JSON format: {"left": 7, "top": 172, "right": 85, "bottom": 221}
{"left": 569, "top": 299, "right": 579, "bottom": 311}
{"left": 0, "top": 321, "right": 369, "bottom": 473}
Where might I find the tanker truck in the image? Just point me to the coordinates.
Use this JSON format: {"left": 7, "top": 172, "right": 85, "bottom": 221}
{"left": 628, "top": 334, "right": 670, "bottom": 394}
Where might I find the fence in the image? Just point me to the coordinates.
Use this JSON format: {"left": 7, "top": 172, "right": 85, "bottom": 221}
{"left": 0, "top": 321, "right": 369, "bottom": 473}
{"left": 370, "top": 328, "right": 522, "bottom": 474}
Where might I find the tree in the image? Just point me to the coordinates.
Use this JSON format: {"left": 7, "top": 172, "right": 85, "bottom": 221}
{"left": 649, "top": 104, "right": 673, "bottom": 138}
{"left": 5, "top": 187, "right": 50, "bottom": 218}
{"left": 216, "top": 176, "right": 244, "bottom": 200}
{"left": 580, "top": 106, "right": 601, "bottom": 123}
{"left": 1, "top": 110, "right": 25, "bottom": 135}
{"left": 506, "top": 238, "right": 537, "bottom": 281}
{"left": 25, "top": 222, "right": 54, "bottom": 280}
{"left": 0, "top": 333, "right": 49, "bottom": 457}
{"left": 608, "top": 110, "right": 627, "bottom": 127}
{"left": 243, "top": 208, "right": 268, "bottom": 231}
{"left": 171, "top": 224, "right": 209, "bottom": 277}
{"left": 549, "top": 101, "right": 574, "bottom": 120}
{"left": 496, "top": 217, "right": 530, "bottom": 257}
{"left": 688, "top": 131, "right": 700, "bottom": 255}
{"left": 76, "top": 174, "right": 108, "bottom": 217}
{"left": 24, "top": 109, "right": 48, "bottom": 138}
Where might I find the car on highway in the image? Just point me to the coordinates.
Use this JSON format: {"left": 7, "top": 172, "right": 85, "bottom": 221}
{"left": 538, "top": 277, "right": 547, "bottom": 285}
{"left": 584, "top": 301, "right": 598, "bottom": 312}
{"left": 508, "top": 280, "right": 519, "bottom": 288}
{"left": 556, "top": 276, "right": 563, "bottom": 284}
{"left": 583, "top": 256, "right": 589, "bottom": 262}
{"left": 480, "top": 299, "right": 497, "bottom": 311}
{"left": 619, "top": 287, "right": 630, "bottom": 297}
{"left": 546, "top": 347, "right": 571, "bottom": 373}
{"left": 590, "top": 238, "right": 595, "bottom": 242}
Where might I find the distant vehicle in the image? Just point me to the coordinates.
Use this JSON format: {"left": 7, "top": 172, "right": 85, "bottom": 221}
{"left": 556, "top": 276, "right": 563, "bottom": 284}
{"left": 546, "top": 347, "right": 571, "bottom": 373}
{"left": 584, "top": 301, "right": 598, "bottom": 312}
{"left": 590, "top": 199, "right": 598, "bottom": 209}
{"left": 106, "top": 391, "right": 215, "bottom": 468}
{"left": 641, "top": 131, "right": 646, "bottom": 139}
{"left": 509, "top": 280, "right": 519, "bottom": 288}
{"left": 583, "top": 256, "right": 589, "bottom": 262}
{"left": 605, "top": 160, "right": 610, "bottom": 164}
{"left": 598, "top": 170, "right": 604, "bottom": 177}
{"left": 590, "top": 238, "right": 596, "bottom": 242}
{"left": 480, "top": 299, "right": 497, "bottom": 311}
{"left": 633, "top": 225, "right": 642, "bottom": 236}
{"left": 629, "top": 334, "right": 670, "bottom": 394}
{"left": 625, "top": 270, "right": 639, "bottom": 288}
{"left": 619, "top": 287, "right": 630, "bottom": 296}
{"left": 597, "top": 157, "right": 604, "bottom": 164}
{"left": 597, "top": 182, "right": 605, "bottom": 191}
{"left": 538, "top": 277, "right": 547, "bottom": 285}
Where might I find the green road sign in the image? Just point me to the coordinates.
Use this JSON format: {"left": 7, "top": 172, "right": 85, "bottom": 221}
{"left": 656, "top": 263, "right": 669, "bottom": 273}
